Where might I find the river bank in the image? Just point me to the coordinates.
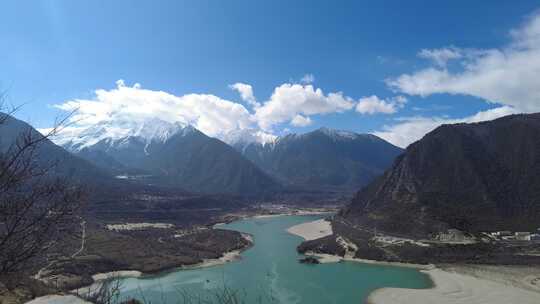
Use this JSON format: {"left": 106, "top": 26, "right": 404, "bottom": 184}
{"left": 26, "top": 295, "right": 92, "bottom": 304}
{"left": 213, "top": 207, "right": 335, "bottom": 225}
{"left": 288, "top": 219, "right": 433, "bottom": 268}
{"left": 178, "top": 233, "right": 254, "bottom": 270}
{"left": 368, "top": 266, "right": 540, "bottom": 304}
{"left": 288, "top": 218, "right": 540, "bottom": 304}
{"left": 286, "top": 218, "right": 333, "bottom": 240}
{"left": 71, "top": 232, "right": 254, "bottom": 297}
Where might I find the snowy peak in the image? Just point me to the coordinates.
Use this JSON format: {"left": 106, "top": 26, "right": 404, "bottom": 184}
{"left": 52, "top": 117, "right": 281, "bottom": 195}
{"left": 310, "top": 127, "right": 388, "bottom": 144}
{"left": 235, "top": 127, "right": 378, "bottom": 150}
{"left": 236, "top": 126, "right": 403, "bottom": 192}
{"left": 222, "top": 129, "right": 278, "bottom": 151}
{"left": 131, "top": 118, "right": 189, "bottom": 143}
{"left": 57, "top": 118, "right": 192, "bottom": 152}
{"left": 312, "top": 127, "right": 361, "bottom": 140}
{"left": 275, "top": 127, "right": 364, "bottom": 144}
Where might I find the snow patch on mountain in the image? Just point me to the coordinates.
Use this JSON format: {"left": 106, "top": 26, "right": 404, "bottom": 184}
{"left": 222, "top": 129, "right": 277, "bottom": 147}
{"left": 275, "top": 127, "right": 365, "bottom": 144}
{"left": 237, "top": 127, "right": 374, "bottom": 154}
{"left": 49, "top": 118, "right": 191, "bottom": 152}
{"left": 44, "top": 118, "right": 375, "bottom": 154}
{"left": 317, "top": 127, "right": 360, "bottom": 139}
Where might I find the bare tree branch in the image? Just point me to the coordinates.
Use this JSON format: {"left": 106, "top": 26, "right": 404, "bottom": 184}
{"left": 0, "top": 95, "right": 85, "bottom": 277}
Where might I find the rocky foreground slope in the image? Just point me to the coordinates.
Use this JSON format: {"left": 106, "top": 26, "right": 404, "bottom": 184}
{"left": 343, "top": 113, "right": 540, "bottom": 237}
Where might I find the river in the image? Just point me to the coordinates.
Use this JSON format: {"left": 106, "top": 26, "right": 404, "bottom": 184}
{"left": 115, "top": 215, "right": 431, "bottom": 304}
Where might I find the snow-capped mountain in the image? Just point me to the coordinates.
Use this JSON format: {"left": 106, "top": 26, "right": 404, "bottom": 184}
{"left": 236, "top": 127, "right": 403, "bottom": 192}
{"left": 58, "top": 118, "right": 191, "bottom": 152}
{"left": 222, "top": 129, "right": 277, "bottom": 154}
{"left": 53, "top": 117, "right": 401, "bottom": 194}
{"left": 56, "top": 118, "right": 280, "bottom": 195}
{"left": 311, "top": 127, "right": 364, "bottom": 140}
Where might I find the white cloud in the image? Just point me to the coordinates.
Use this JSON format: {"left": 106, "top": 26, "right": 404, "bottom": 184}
{"left": 219, "top": 129, "right": 277, "bottom": 146}
{"left": 418, "top": 47, "right": 463, "bottom": 67}
{"left": 229, "top": 82, "right": 260, "bottom": 107}
{"left": 356, "top": 95, "right": 407, "bottom": 115}
{"left": 387, "top": 11, "right": 540, "bottom": 113}
{"left": 300, "top": 74, "right": 315, "bottom": 84}
{"left": 55, "top": 81, "right": 256, "bottom": 142}
{"left": 53, "top": 80, "right": 365, "bottom": 145}
{"left": 254, "top": 83, "right": 355, "bottom": 131}
{"left": 373, "top": 106, "right": 518, "bottom": 148}
{"left": 290, "top": 114, "right": 312, "bottom": 127}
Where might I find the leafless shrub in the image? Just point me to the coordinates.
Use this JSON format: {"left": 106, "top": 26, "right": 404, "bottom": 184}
{"left": 84, "top": 276, "right": 278, "bottom": 304}
{"left": 173, "top": 285, "right": 249, "bottom": 304}
{"left": 0, "top": 96, "right": 85, "bottom": 278}
{"left": 79, "top": 275, "right": 123, "bottom": 304}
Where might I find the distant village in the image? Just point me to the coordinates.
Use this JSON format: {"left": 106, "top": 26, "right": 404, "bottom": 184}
{"left": 435, "top": 228, "right": 540, "bottom": 243}
{"left": 486, "top": 229, "right": 540, "bottom": 242}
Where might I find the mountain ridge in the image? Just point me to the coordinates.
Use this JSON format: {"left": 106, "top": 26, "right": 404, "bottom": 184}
{"left": 53, "top": 119, "right": 403, "bottom": 195}
{"left": 57, "top": 119, "right": 281, "bottom": 195}
{"left": 0, "top": 113, "right": 111, "bottom": 185}
{"left": 236, "top": 127, "right": 403, "bottom": 192}
{"left": 343, "top": 113, "right": 540, "bottom": 237}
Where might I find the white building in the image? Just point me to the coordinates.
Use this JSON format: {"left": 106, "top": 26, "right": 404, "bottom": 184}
{"left": 515, "top": 232, "right": 532, "bottom": 241}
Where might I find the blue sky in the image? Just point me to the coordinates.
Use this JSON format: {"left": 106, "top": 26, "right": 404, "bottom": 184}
{"left": 2, "top": 1, "right": 540, "bottom": 147}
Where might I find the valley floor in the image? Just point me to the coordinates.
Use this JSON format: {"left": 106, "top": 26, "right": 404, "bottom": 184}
{"left": 14, "top": 206, "right": 335, "bottom": 304}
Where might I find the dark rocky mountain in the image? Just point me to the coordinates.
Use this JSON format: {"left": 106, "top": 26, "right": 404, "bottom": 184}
{"left": 0, "top": 113, "right": 110, "bottom": 184}
{"left": 343, "top": 113, "right": 540, "bottom": 237}
{"left": 64, "top": 121, "right": 280, "bottom": 195}
{"left": 76, "top": 149, "right": 128, "bottom": 173}
{"left": 140, "top": 127, "right": 280, "bottom": 195}
{"left": 236, "top": 127, "right": 403, "bottom": 192}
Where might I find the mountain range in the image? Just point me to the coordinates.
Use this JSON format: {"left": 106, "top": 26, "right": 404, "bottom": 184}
{"left": 58, "top": 119, "right": 280, "bottom": 195}
{"left": 236, "top": 127, "right": 402, "bottom": 192}
{"left": 343, "top": 113, "right": 540, "bottom": 236}
{"left": 4, "top": 111, "right": 540, "bottom": 234}
{"left": 54, "top": 118, "right": 402, "bottom": 195}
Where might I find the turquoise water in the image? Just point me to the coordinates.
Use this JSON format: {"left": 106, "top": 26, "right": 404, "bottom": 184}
{"left": 116, "top": 215, "right": 431, "bottom": 304}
